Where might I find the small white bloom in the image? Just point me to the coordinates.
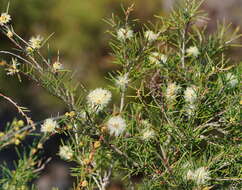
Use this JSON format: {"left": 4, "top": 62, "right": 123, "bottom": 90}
{"left": 225, "top": 73, "right": 238, "bottom": 87}
{"left": 166, "top": 82, "right": 181, "bottom": 101}
{"left": 117, "top": 28, "right": 133, "bottom": 41}
{"left": 41, "top": 118, "right": 58, "bottom": 133}
{"left": 29, "top": 35, "right": 43, "bottom": 49}
{"left": 87, "top": 88, "right": 112, "bottom": 112}
{"left": 115, "top": 73, "right": 129, "bottom": 90}
{"left": 186, "top": 46, "right": 200, "bottom": 57}
{"left": 59, "top": 145, "right": 73, "bottom": 160}
{"left": 141, "top": 128, "right": 155, "bottom": 141}
{"left": 145, "top": 30, "right": 159, "bottom": 42}
{"left": 187, "top": 167, "right": 210, "bottom": 185}
{"left": 52, "top": 61, "right": 63, "bottom": 71}
{"left": 6, "top": 59, "right": 19, "bottom": 75}
{"left": 0, "top": 13, "right": 11, "bottom": 26}
{"left": 107, "top": 116, "right": 126, "bottom": 136}
{"left": 184, "top": 86, "right": 197, "bottom": 104}
{"left": 149, "top": 52, "right": 167, "bottom": 65}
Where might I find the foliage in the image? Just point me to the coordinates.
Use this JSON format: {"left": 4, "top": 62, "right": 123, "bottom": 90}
{"left": 0, "top": 0, "right": 241, "bottom": 189}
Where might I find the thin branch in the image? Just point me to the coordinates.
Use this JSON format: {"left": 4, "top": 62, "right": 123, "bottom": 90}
{"left": 0, "top": 92, "right": 35, "bottom": 130}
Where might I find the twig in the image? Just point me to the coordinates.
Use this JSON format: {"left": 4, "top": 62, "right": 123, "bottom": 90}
{"left": 181, "top": 22, "right": 190, "bottom": 68}
{"left": 119, "top": 89, "right": 125, "bottom": 113}
{"left": 0, "top": 50, "right": 35, "bottom": 66}
{"left": 102, "top": 138, "right": 139, "bottom": 167}
{"left": 0, "top": 92, "right": 35, "bottom": 130}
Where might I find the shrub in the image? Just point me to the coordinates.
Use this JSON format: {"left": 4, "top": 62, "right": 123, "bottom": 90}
{"left": 0, "top": 1, "right": 241, "bottom": 189}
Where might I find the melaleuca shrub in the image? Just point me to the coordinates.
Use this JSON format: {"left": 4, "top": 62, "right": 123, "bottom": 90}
{"left": 0, "top": 1, "right": 241, "bottom": 190}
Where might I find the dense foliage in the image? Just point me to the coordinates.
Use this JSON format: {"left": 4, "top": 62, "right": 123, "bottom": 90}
{"left": 0, "top": 1, "right": 241, "bottom": 189}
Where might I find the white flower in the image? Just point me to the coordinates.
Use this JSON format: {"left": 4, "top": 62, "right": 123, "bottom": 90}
{"left": 117, "top": 28, "right": 133, "bottom": 41}
{"left": 52, "top": 61, "right": 63, "bottom": 71}
{"left": 0, "top": 13, "right": 11, "bottom": 26}
{"left": 107, "top": 116, "right": 126, "bottom": 136}
{"left": 145, "top": 30, "right": 159, "bottom": 42}
{"left": 184, "top": 86, "right": 197, "bottom": 104}
{"left": 225, "top": 73, "right": 238, "bottom": 87}
{"left": 59, "top": 145, "right": 73, "bottom": 160}
{"left": 41, "top": 118, "right": 58, "bottom": 133}
{"left": 115, "top": 73, "right": 129, "bottom": 90}
{"left": 141, "top": 128, "right": 155, "bottom": 141}
{"left": 87, "top": 88, "right": 112, "bottom": 112}
{"left": 166, "top": 82, "right": 181, "bottom": 101}
{"left": 6, "top": 59, "right": 19, "bottom": 75}
{"left": 186, "top": 167, "right": 210, "bottom": 185}
{"left": 29, "top": 35, "right": 43, "bottom": 49}
{"left": 186, "top": 46, "right": 200, "bottom": 57}
{"left": 149, "top": 52, "right": 167, "bottom": 65}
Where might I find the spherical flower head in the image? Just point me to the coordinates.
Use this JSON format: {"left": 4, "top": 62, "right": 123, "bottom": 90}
{"left": 59, "top": 145, "right": 73, "bottom": 160}
{"left": 141, "top": 128, "right": 155, "bottom": 141}
{"left": 87, "top": 88, "right": 112, "bottom": 112}
{"left": 107, "top": 116, "right": 126, "bottom": 136}
{"left": 184, "top": 86, "right": 197, "bottom": 104}
{"left": 225, "top": 73, "right": 238, "bottom": 88}
{"left": 52, "top": 61, "right": 63, "bottom": 72}
{"left": 117, "top": 28, "right": 133, "bottom": 41}
{"left": 149, "top": 52, "right": 167, "bottom": 65}
{"left": 115, "top": 73, "right": 129, "bottom": 90}
{"left": 186, "top": 167, "right": 210, "bottom": 185}
{"left": 41, "top": 118, "right": 58, "bottom": 133}
{"left": 0, "top": 13, "right": 11, "bottom": 26}
{"left": 186, "top": 46, "right": 200, "bottom": 57}
{"left": 145, "top": 30, "right": 159, "bottom": 42}
{"left": 166, "top": 82, "right": 181, "bottom": 101}
{"left": 29, "top": 35, "right": 43, "bottom": 49}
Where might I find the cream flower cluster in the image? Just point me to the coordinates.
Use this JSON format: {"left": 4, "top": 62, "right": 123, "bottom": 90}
{"left": 141, "top": 128, "right": 155, "bottom": 141}
{"left": 41, "top": 118, "right": 58, "bottom": 133}
{"left": 117, "top": 28, "right": 133, "bottom": 41}
{"left": 52, "top": 61, "right": 63, "bottom": 72}
{"left": 87, "top": 88, "right": 112, "bottom": 112}
{"left": 186, "top": 46, "right": 200, "bottom": 57}
{"left": 29, "top": 35, "right": 43, "bottom": 49}
{"left": 0, "top": 13, "right": 11, "bottom": 26}
{"left": 115, "top": 73, "right": 129, "bottom": 91}
{"left": 145, "top": 30, "right": 159, "bottom": 42}
{"left": 166, "top": 82, "right": 181, "bottom": 101}
{"left": 107, "top": 116, "right": 126, "bottom": 136}
{"left": 59, "top": 145, "right": 73, "bottom": 160}
{"left": 184, "top": 86, "right": 197, "bottom": 104}
{"left": 6, "top": 59, "right": 19, "bottom": 75}
{"left": 184, "top": 86, "right": 198, "bottom": 115}
{"left": 149, "top": 52, "right": 167, "bottom": 65}
{"left": 139, "top": 120, "right": 155, "bottom": 141}
{"left": 186, "top": 167, "right": 210, "bottom": 185}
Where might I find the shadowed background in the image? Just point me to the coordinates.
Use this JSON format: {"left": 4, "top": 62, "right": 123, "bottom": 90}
{"left": 0, "top": 0, "right": 241, "bottom": 189}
